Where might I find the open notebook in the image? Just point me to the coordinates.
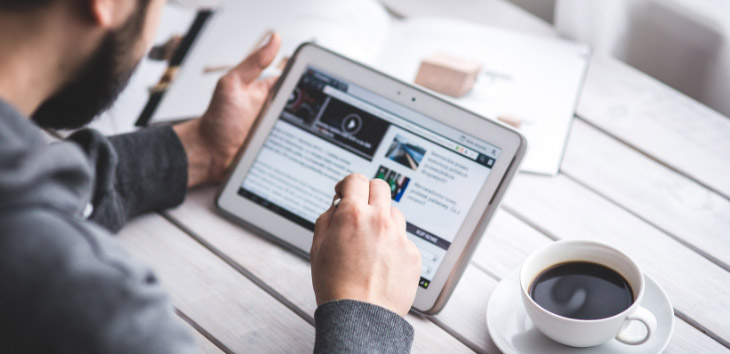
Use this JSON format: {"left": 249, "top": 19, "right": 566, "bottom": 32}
{"left": 148, "top": 0, "right": 590, "bottom": 175}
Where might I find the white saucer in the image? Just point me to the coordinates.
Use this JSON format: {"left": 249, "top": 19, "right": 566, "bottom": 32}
{"left": 487, "top": 269, "right": 674, "bottom": 354}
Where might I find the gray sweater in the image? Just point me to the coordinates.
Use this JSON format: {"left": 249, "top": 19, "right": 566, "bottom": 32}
{"left": 0, "top": 99, "right": 413, "bottom": 353}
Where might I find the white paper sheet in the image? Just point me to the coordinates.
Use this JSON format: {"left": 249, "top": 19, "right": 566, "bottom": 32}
{"left": 373, "top": 18, "right": 590, "bottom": 175}
{"left": 151, "top": 0, "right": 390, "bottom": 123}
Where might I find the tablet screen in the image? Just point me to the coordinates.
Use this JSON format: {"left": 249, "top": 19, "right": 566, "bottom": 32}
{"left": 238, "top": 67, "right": 501, "bottom": 288}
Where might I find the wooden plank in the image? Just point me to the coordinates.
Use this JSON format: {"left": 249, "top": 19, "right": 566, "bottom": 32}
{"left": 116, "top": 213, "right": 315, "bottom": 353}
{"left": 561, "top": 119, "right": 730, "bottom": 270}
{"left": 501, "top": 173, "right": 730, "bottom": 345}
{"left": 166, "top": 185, "right": 728, "bottom": 353}
{"left": 472, "top": 209, "right": 549, "bottom": 277}
{"left": 668, "top": 321, "right": 730, "bottom": 354}
{"left": 434, "top": 266, "right": 502, "bottom": 353}
{"left": 175, "top": 310, "right": 228, "bottom": 354}
{"left": 471, "top": 210, "right": 728, "bottom": 353}
{"left": 190, "top": 328, "right": 225, "bottom": 354}
{"left": 164, "top": 186, "right": 473, "bottom": 354}
{"left": 576, "top": 55, "right": 730, "bottom": 198}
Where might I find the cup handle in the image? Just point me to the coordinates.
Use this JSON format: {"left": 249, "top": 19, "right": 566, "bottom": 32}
{"left": 615, "top": 306, "right": 657, "bottom": 345}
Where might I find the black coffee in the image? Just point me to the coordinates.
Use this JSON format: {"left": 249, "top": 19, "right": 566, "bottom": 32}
{"left": 529, "top": 261, "right": 634, "bottom": 320}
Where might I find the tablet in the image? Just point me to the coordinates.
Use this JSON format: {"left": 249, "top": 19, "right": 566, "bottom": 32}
{"left": 217, "top": 43, "right": 527, "bottom": 314}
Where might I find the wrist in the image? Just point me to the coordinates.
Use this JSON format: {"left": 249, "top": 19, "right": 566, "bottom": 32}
{"left": 173, "top": 119, "right": 213, "bottom": 187}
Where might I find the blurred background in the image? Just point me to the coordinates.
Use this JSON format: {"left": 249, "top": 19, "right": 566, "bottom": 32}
{"left": 387, "top": 0, "right": 730, "bottom": 118}
{"left": 514, "top": 0, "right": 730, "bottom": 119}
{"left": 99, "top": 0, "right": 729, "bottom": 135}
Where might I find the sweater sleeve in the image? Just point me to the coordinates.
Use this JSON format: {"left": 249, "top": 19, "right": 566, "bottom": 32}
{"left": 0, "top": 207, "right": 198, "bottom": 354}
{"left": 66, "top": 126, "right": 188, "bottom": 232}
{"left": 314, "top": 300, "right": 415, "bottom": 354}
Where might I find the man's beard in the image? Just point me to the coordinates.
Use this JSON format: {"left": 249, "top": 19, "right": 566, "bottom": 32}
{"left": 32, "top": 6, "right": 147, "bottom": 130}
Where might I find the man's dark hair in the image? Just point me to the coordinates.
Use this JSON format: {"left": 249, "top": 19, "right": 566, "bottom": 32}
{"left": 0, "top": 0, "right": 53, "bottom": 10}
{"left": 0, "top": 0, "right": 148, "bottom": 10}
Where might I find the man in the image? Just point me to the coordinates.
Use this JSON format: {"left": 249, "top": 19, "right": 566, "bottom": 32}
{"left": 0, "top": 0, "right": 422, "bottom": 353}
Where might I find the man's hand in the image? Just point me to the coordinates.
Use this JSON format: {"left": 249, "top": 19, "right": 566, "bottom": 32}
{"left": 173, "top": 32, "right": 282, "bottom": 187}
{"left": 311, "top": 174, "right": 422, "bottom": 317}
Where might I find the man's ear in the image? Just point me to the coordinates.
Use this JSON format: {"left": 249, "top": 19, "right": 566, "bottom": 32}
{"left": 85, "top": 0, "right": 133, "bottom": 28}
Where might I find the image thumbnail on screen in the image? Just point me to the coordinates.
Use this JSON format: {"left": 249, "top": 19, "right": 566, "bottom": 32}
{"left": 374, "top": 165, "right": 410, "bottom": 202}
{"left": 385, "top": 134, "right": 426, "bottom": 170}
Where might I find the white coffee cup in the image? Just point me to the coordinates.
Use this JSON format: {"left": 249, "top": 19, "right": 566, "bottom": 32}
{"left": 519, "top": 240, "right": 657, "bottom": 347}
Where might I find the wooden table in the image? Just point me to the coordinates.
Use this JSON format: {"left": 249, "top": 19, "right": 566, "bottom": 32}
{"left": 115, "top": 2, "right": 730, "bottom": 353}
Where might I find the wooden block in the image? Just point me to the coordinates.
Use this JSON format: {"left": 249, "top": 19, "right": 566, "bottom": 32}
{"left": 497, "top": 115, "right": 523, "bottom": 129}
{"left": 414, "top": 53, "right": 481, "bottom": 97}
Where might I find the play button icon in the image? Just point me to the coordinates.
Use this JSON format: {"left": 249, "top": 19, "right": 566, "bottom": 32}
{"left": 341, "top": 113, "right": 363, "bottom": 135}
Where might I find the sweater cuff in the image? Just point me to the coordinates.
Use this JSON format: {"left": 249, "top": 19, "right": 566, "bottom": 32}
{"left": 314, "top": 300, "right": 414, "bottom": 354}
{"left": 108, "top": 126, "right": 188, "bottom": 221}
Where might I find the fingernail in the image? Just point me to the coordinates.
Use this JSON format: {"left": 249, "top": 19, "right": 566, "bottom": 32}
{"left": 255, "top": 31, "right": 273, "bottom": 51}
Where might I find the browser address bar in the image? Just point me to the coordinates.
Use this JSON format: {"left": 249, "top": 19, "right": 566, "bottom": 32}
{"left": 322, "top": 85, "right": 480, "bottom": 161}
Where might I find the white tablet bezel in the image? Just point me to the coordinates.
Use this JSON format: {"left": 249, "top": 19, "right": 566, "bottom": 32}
{"left": 217, "top": 43, "right": 526, "bottom": 314}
